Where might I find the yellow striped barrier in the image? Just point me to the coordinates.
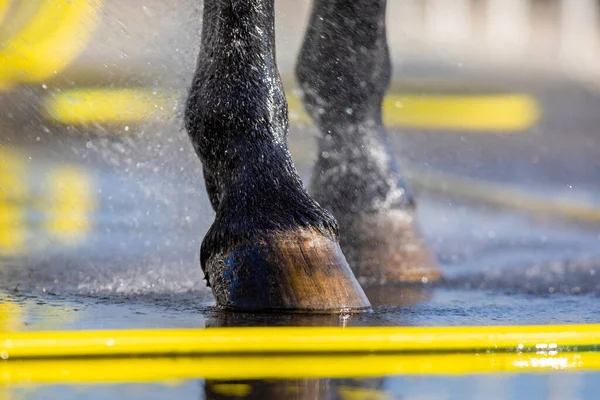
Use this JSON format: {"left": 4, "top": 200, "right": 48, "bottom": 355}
{"left": 382, "top": 94, "right": 539, "bottom": 131}
{"left": 0, "top": 0, "right": 102, "bottom": 89}
{"left": 41, "top": 88, "right": 538, "bottom": 132}
{"left": 0, "top": 352, "right": 600, "bottom": 385}
{"left": 1, "top": 325, "right": 599, "bottom": 384}
{"left": 1, "top": 325, "right": 599, "bottom": 359}
{"left": 287, "top": 92, "right": 539, "bottom": 132}
{"left": 0, "top": 323, "right": 598, "bottom": 384}
{"left": 1, "top": 351, "right": 599, "bottom": 385}
{"left": 43, "top": 88, "right": 176, "bottom": 124}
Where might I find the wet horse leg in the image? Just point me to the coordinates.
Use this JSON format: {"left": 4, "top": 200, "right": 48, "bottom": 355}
{"left": 184, "top": 0, "right": 369, "bottom": 312}
{"left": 296, "top": 0, "right": 441, "bottom": 284}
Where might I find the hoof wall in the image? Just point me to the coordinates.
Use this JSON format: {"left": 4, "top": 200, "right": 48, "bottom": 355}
{"left": 341, "top": 209, "right": 442, "bottom": 285}
{"left": 204, "top": 228, "right": 371, "bottom": 313}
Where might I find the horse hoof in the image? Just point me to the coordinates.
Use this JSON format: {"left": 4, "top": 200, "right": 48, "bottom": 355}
{"left": 340, "top": 209, "right": 442, "bottom": 285}
{"left": 204, "top": 227, "right": 371, "bottom": 313}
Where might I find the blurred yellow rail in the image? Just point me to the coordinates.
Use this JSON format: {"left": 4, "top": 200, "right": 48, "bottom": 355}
{"left": 1, "top": 325, "right": 600, "bottom": 359}
{"left": 0, "top": 352, "right": 599, "bottom": 385}
{"left": 383, "top": 94, "right": 539, "bottom": 131}
{"left": 43, "top": 88, "right": 175, "bottom": 124}
{"left": 43, "top": 88, "right": 538, "bottom": 132}
{"left": 0, "top": 0, "right": 102, "bottom": 88}
{"left": 287, "top": 93, "right": 539, "bottom": 132}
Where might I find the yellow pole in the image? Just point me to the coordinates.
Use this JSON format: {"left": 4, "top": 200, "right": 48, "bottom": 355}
{"left": 0, "top": 0, "right": 102, "bottom": 88}
{"left": 42, "top": 88, "right": 537, "bottom": 132}
{"left": 43, "top": 88, "right": 175, "bottom": 124}
{"left": 1, "top": 325, "right": 600, "bottom": 358}
{"left": 287, "top": 93, "right": 539, "bottom": 132}
{"left": 1, "top": 352, "right": 599, "bottom": 385}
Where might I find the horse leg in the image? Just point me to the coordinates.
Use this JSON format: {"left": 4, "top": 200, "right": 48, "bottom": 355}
{"left": 185, "top": 0, "right": 369, "bottom": 312}
{"left": 296, "top": 0, "right": 441, "bottom": 284}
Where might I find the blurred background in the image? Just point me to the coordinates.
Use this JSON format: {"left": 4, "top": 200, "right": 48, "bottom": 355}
{"left": 1, "top": 0, "right": 600, "bottom": 298}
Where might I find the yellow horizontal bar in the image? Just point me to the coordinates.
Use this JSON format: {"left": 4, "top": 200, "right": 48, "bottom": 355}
{"left": 1, "top": 352, "right": 599, "bottom": 386}
{"left": 43, "top": 88, "right": 538, "bottom": 132}
{"left": 0, "top": 0, "right": 102, "bottom": 87}
{"left": 43, "top": 88, "right": 175, "bottom": 124}
{"left": 1, "top": 325, "right": 600, "bottom": 359}
{"left": 287, "top": 93, "right": 539, "bottom": 132}
{"left": 383, "top": 94, "right": 539, "bottom": 131}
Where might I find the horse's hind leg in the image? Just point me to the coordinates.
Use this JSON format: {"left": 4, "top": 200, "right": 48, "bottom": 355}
{"left": 296, "top": 0, "right": 441, "bottom": 284}
{"left": 184, "top": 0, "right": 369, "bottom": 312}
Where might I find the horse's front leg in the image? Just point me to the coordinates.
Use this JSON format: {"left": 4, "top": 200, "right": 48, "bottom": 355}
{"left": 296, "top": 0, "right": 441, "bottom": 284}
{"left": 185, "top": 0, "right": 369, "bottom": 312}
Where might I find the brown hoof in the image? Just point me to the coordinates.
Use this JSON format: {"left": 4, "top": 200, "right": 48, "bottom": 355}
{"left": 204, "top": 227, "right": 371, "bottom": 313}
{"left": 340, "top": 209, "right": 442, "bottom": 285}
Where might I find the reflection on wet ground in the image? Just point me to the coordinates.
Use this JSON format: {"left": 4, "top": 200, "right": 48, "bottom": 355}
{"left": 4, "top": 373, "right": 600, "bottom": 400}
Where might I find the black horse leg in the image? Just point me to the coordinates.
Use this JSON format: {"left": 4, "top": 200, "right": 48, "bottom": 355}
{"left": 296, "top": 0, "right": 440, "bottom": 284}
{"left": 185, "top": 0, "right": 369, "bottom": 312}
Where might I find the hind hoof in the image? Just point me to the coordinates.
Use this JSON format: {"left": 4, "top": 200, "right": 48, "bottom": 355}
{"left": 204, "top": 227, "right": 371, "bottom": 313}
{"left": 340, "top": 209, "right": 442, "bottom": 285}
